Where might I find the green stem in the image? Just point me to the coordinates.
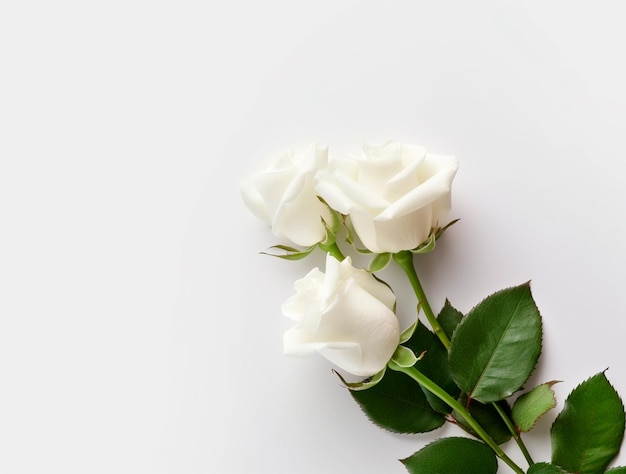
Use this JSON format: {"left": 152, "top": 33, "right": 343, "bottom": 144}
{"left": 492, "top": 402, "right": 534, "bottom": 466}
{"left": 319, "top": 241, "right": 345, "bottom": 261}
{"left": 392, "top": 250, "right": 533, "bottom": 470}
{"left": 393, "top": 251, "right": 450, "bottom": 349}
{"left": 389, "top": 363, "right": 525, "bottom": 474}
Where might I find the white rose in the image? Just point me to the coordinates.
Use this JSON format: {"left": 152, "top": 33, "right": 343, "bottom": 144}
{"left": 282, "top": 255, "right": 399, "bottom": 377}
{"left": 240, "top": 145, "right": 330, "bottom": 247}
{"left": 316, "top": 142, "right": 459, "bottom": 253}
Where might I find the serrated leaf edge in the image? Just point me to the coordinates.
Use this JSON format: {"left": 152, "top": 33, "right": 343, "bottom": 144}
{"left": 512, "top": 380, "right": 561, "bottom": 433}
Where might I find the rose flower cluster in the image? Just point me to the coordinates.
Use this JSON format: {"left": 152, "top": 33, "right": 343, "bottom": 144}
{"left": 241, "top": 142, "right": 458, "bottom": 377}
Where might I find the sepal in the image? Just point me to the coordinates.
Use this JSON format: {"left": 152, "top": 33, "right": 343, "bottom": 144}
{"left": 411, "top": 232, "right": 436, "bottom": 254}
{"left": 319, "top": 197, "right": 342, "bottom": 238}
{"left": 369, "top": 252, "right": 392, "bottom": 272}
{"left": 343, "top": 215, "right": 373, "bottom": 254}
{"left": 409, "top": 219, "right": 459, "bottom": 255}
{"left": 399, "top": 319, "right": 419, "bottom": 344}
{"left": 333, "top": 367, "right": 387, "bottom": 392}
{"left": 434, "top": 218, "right": 459, "bottom": 239}
{"left": 260, "top": 244, "right": 316, "bottom": 260}
{"left": 391, "top": 345, "right": 422, "bottom": 368}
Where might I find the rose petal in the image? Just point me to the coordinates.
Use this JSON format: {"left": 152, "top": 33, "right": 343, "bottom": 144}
{"left": 282, "top": 255, "right": 399, "bottom": 377}
{"left": 240, "top": 167, "right": 294, "bottom": 224}
{"left": 382, "top": 144, "right": 426, "bottom": 201}
{"left": 326, "top": 170, "right": 391, "bottom": 213}
{"left": 352, "top": 269, "right": 396, "bottom": 311}
{"left": 377, "top": 154, "right": 458, "bottom": 219}
{"left": 352, "top": 207, "right": 432, "bottom": 253}
{"left": 273, "top": 175, "right": 329, "bottom": 246}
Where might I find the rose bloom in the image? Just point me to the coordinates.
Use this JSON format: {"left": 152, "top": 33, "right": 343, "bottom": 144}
{"left": 282, "top": 255, "right": 399, "bottom": 377}
{"left": 240, "top": 144, "right": 330, "bottom": 247}
{"left": 316, "top": 142, "right": 459, "bottom": 253}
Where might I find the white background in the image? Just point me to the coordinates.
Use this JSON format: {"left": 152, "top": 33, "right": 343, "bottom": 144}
{"left": 2, "top": 1, "right": 626, "bottom": 473}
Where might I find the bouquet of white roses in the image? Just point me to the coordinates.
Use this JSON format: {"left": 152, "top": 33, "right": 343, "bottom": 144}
{"left": 241, "top": 141, "right": 625, "bottom": 473}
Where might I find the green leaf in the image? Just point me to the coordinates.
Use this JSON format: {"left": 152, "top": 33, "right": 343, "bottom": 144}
{"left": 527, "top": 462, "right": 569, "bottom": 474}
{"left": 606, "top": 468, "right": 626, "bottom": 474}
{"left": 512, "top": 381, "right": 559, "bottom": 432}
{"left": 350, "top": 365, "right": 445, "bottom": 433}
{"left": 448, "top": 283, "right": 542, "bottom": 403}
{"left": 437, "top": 299, "right": 463, "bottom": 339}
{"left": 551, "top": 371, "right": 625, "bottom": 474}
{"left": 260, "top": 244, "right": 315, "bottom": 260}
{"left": 401, "top": 437, "right": 497, "bottom": 474}
{"left": 453, "top": 394, "right": 512, "bottom": 445}
{"left": 369, "top": 252, "right": 392, "bottom": 272}
{"left": 405, "top": 323, "right": 460, "bottom": 414}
